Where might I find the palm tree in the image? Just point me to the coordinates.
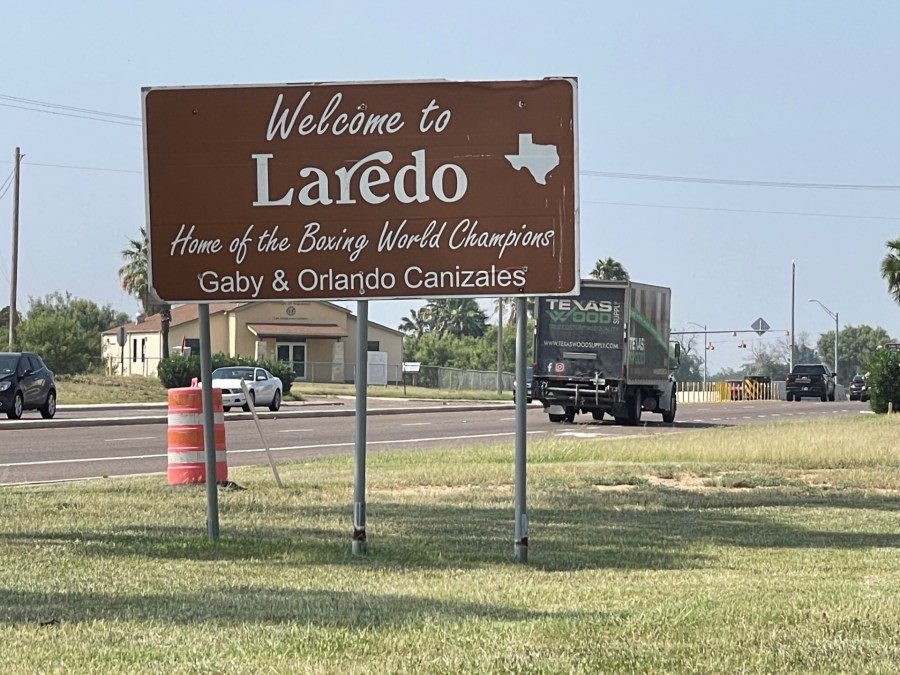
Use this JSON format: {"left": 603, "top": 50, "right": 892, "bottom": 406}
{"left": 493, "top": 297, "right": 535, "bottom": 325}
{"left": 398, "top": 307, "right": 431, "bottom": 338}
{"left": 881, "top": 237, "right": 900, "bottom": 306}
{"left": 427, "top": 298, "right": 488, "bottom": 338}
{"left": 118, "top": 227, "right": 171, "bottom": 359}
{"left": 589, "top": 257, "right": 629, "bottom": 281}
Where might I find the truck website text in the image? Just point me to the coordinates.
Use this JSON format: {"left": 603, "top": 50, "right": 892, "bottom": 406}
{"left": 543, "top": 340, "right": 620, "bottom": 349}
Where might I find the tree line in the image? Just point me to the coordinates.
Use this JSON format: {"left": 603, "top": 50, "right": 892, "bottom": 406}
{"left": 4, "top": 234, "right": 900, "bottom": 384}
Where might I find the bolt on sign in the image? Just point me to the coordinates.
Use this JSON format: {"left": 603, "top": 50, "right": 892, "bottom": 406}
{"left": 142, "top": 79, "right": 578, "bottom": 302}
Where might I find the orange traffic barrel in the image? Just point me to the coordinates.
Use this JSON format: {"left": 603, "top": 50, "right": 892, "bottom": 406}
{"left": 167, "top": 387, "right": 228, "bottom": 485}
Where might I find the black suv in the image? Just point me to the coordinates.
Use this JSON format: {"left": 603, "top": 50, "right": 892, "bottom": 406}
{"left": 785, "top": 363, "right": 836, "bottom": 402}
{"left": 848, "top": 374, "right": 869, "bottom": 402}
{"left": 0, "top": 352, "right": 57, "bottom": 419}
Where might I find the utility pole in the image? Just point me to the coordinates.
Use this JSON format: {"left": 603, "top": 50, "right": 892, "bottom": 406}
{"left": 8, "top": 147, "right": 21, "bottom": 349}
{"left": 790, "top": 260, "right": 795, "bottom": 372}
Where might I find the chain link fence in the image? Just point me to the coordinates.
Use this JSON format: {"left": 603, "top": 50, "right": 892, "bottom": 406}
{"left": 99, "top": 355, "right": 513, "bottom": 392}
{"left": 404, "top": 365, "right": 513, "bottom": 392}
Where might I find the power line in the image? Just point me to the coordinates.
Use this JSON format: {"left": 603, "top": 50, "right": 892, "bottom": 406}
{"left": 0, "top": 94, "right": 140, "bottom": 121}
{"left": 1, "top": 161, "right": 897, "bottom": 220}
{"left": 0, "top": 168, "right": 14, "bottom": 200}
{"left": 21, "top": 160, "right": 141, "bottom": 174}
{"left": 0, "top": 102, "right": 141, "bottom": 127}
{"left": 584, "top": 199, "right": 900, "bottom": 222}
{"left": 581, "top": 169, "right": 900, "bottom": 191}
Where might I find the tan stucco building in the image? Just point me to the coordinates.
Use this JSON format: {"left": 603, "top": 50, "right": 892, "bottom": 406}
{"left": 102, "top": 301, "right": 403, "bottom": 382}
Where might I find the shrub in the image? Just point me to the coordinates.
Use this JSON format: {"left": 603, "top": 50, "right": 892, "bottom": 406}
{"left": 156, "top": 352, "right": 252, "bottom": 389}
{"left": 865, "top": 347, "right": 900, "bottom": 414}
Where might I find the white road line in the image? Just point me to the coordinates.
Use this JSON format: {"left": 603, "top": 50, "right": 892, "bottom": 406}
{"left": 276, "top": 428, "right": 314, "bottom": 433}
{"left": 1, "top": 471, "right": 167, "bottom": 487}
{"left": 401, "top": 422, "right": 431, "bottom": 426}
{"left": 105, "top": 436, "right": 157, "bottom": 442}
{"left": 0, "top": 431, "right": 544, "bottom": 469}
{"left": 0, "top": 453, "right": 168, "bottom": 467}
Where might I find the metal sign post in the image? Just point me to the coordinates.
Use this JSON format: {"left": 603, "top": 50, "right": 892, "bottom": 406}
{"left": 198, "top": 303, "right": 219, "bottom": 540}
{"left": 352, "top": 300, "right": 368, "bottom": 555}
{"left": 513, "top": 297, "right": 528, "bottom": 563}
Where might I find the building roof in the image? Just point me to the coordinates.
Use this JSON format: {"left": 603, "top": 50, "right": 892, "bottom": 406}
{"left": 103, "top": 302, "right": 245, "bottom": 334}
{"left": 247, "top": 323, "right": 348, "bottom": 339}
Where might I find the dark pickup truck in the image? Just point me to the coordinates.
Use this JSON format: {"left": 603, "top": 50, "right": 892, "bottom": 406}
{"left": 785, "top": 363, "right": 836, "bottom": 402}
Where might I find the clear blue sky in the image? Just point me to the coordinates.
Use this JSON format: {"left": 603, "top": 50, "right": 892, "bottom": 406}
{"left": 2, "top": 1, "right": 899, "bottom": 373}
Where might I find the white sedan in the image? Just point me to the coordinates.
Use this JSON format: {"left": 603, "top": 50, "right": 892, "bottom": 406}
{"left": 210, "top": 366, "right": 283, "bottom": 412}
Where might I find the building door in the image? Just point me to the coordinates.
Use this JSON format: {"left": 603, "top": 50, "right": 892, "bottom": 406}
{"left": 276, "top": 342, "right": 306, "bottom": 380}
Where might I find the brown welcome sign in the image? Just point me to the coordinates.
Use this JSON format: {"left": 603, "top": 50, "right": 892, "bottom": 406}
{"left": 142, "top": 78, "right": 578, "bottom": 302}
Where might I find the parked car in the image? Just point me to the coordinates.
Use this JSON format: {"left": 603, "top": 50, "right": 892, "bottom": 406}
{"left": 513, "top": 366, "right": 534, "bottom": 403}
{"left": 0, "top": 351, "right": 57, "bottom": 420}
{"left": 848, "top": 374, "right": 869, "bottom": 402}
{"left": 210, "top": 366, "right": 283, "bottom": 412}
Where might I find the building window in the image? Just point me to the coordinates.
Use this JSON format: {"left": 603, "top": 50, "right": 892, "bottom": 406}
{"left": 367, "top": 341, "right": 380, "bottom": 351}
{"left": 276, "top": 342, "right": 306, "bottom": 379}
{"left": 132, "top": 338, "right": 138, "bottom": 362}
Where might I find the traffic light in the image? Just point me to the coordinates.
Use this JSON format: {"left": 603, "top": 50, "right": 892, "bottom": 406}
{"left": 738, "top": 341, "right": 747, "bottom": 348}
{"left": 706, "top": 342, "right": 715, "bottom": 351}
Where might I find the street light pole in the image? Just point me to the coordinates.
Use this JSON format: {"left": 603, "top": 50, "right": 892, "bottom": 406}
{"left": 687, "top": 321, "right": 707, "bottom": 395}
{"left": 808, "top": 299, "right": 838, "bottom": 380}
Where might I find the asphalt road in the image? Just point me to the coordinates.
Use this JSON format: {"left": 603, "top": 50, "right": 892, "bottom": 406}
{"left": 0, "top": 398, "right": 868, "bottom": 486}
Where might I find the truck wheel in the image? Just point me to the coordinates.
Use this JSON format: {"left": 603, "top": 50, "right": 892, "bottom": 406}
{"left": 564, "top": 407, "right": 577, "bottom": 423}
{"left": 625, "top": 392, "right": 641, "bottom": 426}
{"left": 591, "top": 411, "right": 604, "bottom": 421}
{"left": 548, "top": 413, "right": 565, "bottom": 423}
{"left": 662, "top": 397, "right": 676, "bottom": 423}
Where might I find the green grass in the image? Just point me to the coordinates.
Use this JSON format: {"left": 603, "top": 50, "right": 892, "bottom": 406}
{"left": 55, "top": 374, "right": 509, "bottom": 405}
{"left": 1, "top": 416, "right": 899, "bottom": 673}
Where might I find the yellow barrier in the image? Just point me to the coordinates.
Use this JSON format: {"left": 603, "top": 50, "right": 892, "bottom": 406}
{"left": 675, "top": 380, "right": 780, "bottom": 402}
{"left": 743, "top": 379, "right": 759, "bottom": 400}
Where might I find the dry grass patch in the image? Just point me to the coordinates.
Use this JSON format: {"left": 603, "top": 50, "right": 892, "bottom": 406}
{"left": 56, "top": 374, "right": 169, "bottom": 404}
